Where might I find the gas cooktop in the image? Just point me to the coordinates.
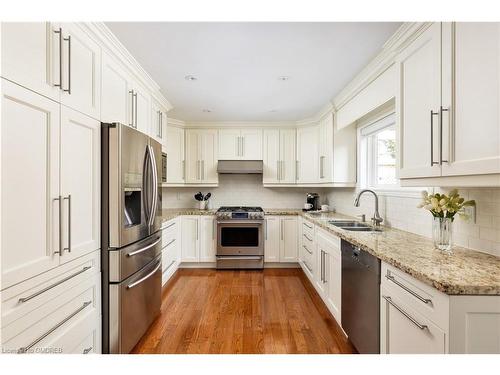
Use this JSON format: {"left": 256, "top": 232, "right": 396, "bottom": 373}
{"left": 216, "top": 206, "right": 264, "bottom": 220}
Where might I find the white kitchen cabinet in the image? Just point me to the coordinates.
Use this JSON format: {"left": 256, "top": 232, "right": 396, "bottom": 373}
{"left": 161, "top": 219, "right": 180, "bottom": 285}
{"left": 264, "top": 216, "right": 297, "bottom": 262}
{"left": 165, "top": 125, "right": 185, "bottom": 184}
{"left": 131, "top": 81, "right": 151, "bottom": 136}
{"left": 199, "top": 216, "right": 216, "bottom": 262}
{"left": 1, "top": 79, "right": 61, "bottom": 288}
{"left": 60, "top": 107, "right": 100, "bottom": 264}
{"left": 397, "top": 22, "right": 442, "bottom": 179}
{"left": 59, "top": 23, "right": 101, "bottom": 120}
{"left": 296, "top": 126, "right": 319, "bottom": 183}
{"left": 218, "top": 129, "right": 263, "bottom": 160}
{"left": 263, "top": 129, "right": 296, "bottom": 184}
{"left": 398, "top": 22, "right": 500, "bottom": 184}
{"left": 440, "top": 22, "right": 500, "bottom": 177}
{"left": 151, "top": 99, "right": 166, "bottom": 144}
{"left": 1, "top": 22, "right": 61, "bottom": 102}
{"left": 180, "top": 215, "right": 215, "bottom": 262}
{"left": 185, "top": 129, "right": 218, "bottom": 184}
{"left": 318, "top": 113, "right": 334, "bottom": 183}
{"left": 101, "top": 52, "right": 131, "bottom": 125}
{"left": 264, "top": 216, "right": 280, "bottom": 262}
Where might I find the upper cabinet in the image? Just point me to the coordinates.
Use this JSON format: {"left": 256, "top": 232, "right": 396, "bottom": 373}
{"left": 165, "top": 125, "right": 185, "bottom": 185}
{"left": 318, "top": 113, "right": 334, "bottom": 183}
{"left": 397, "top": 22, "right": 500, "bottom": 185}
{"left": 263, "top": 129, "right": 296, "bottom": 184}
{"left": 185, "top": 129, "right": 218, "bottom": 185}
{"left": 151, "top": 98, "right": 167, "bottom": 145}
{"left": 296, "top": 125, "right": 319, "bottom": 183}
{"left": 218, "top": 128, "right": 263, "bottom": 160}
{"left": 1, "top": 22, "right": 101, "bottom": 119}
{"left": 101, "top": 52, "right": 131, "bottom": 125}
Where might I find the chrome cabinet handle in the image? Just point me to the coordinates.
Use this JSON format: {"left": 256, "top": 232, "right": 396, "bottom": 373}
{"left": 18, "top": 301, "right": 92, "bottom": 353}
{"left": 280, "top": 220, "right": 284, "bottom": 241}
{"left": 241, "top": 136, "right": 244, "bottom": 156}
{"left": 163, "top": 221, "right": 176, "bottom": 230}
{"left": 303, "top": 233, "right": 312, "bottom": 242}
{"left": 165, "top": 238, "right": 176, "bottom": 248}
{"left": 320, "top": 156, "right": 325, "bottom": 178}
{"left": 320, "top": 250, "right": 324, "bottom": 282}
{"left": 385, "top": 272, "right": 432, "bottom": 304}
{"left": 182, "top": 160, "right": 185, "bottom": 180}
{"left": 127, "top": 261, "right": 161, "bottom": 289}
{"left": 129, "top": 90, "right": 134, "bottom": 127}
{"left": 303, "top": 261, "right": 313, "bottom": 272}
{"left": 281, "top": 160, "right": 285, "bottom": 180}
{"left": 164, "top": 259, "right": 176, "bottom": 272}
{"left": 265, "top": 219, "right": 268, "bottom": 240}
{"left": 383, "top": 296, "right": 428, "bottom": 330}
{"left": 212, "top": 220, "right": 215, "bottom": 240}
{"left": 303, "top": 222, "right": 313, "bottom": 229}
{"left": 83, "top": 347, "right": 93, "bottom": 354}
{"left": 127, "top": 238, "right": 161, "bottom": 257}
{"left": 53, "top": 28, "right": 63, "bottom": 88}
{"left": 18, "top": 266, "right": 91, "bottom": 303}
{"left": 430, "top": 110, "right": 439, "bottom": 166}
{"left": 302, "top": 244, "right": 312, "bottom": 255}
{"left": 276, "top": 161, "right": 280, "bottom": 181}
{"left": 63, "top": 34, "right": 71, "bottom": 94}
{"left": 63, "top": 195, "right": 71, "bottom": 253}
{"left": 296, "top": 160, "right": 299, "bottom": 180}
{"left": 439, "top": 106, "right": 449, "bottom": 164}
{"left": 202, "top": 160, "right": 205, "bottom": 180}
{"left": 134, "top": 93, "right": 138, "bottom": 128}
{"left": 54, "top": 196, "right": 63, "bottom": 256}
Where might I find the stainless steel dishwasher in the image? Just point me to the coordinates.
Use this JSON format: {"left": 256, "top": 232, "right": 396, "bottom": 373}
{"left": 341, "top": 239, "right": 381, "bottom": 354}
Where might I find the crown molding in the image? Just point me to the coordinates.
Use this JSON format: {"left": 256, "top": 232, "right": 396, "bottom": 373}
{"left": 167, "top": 118, "right": 186, "bottom": 128}
{"left": 184, "top": 121, "right": 296, "bottom": 129}
{"left": 80, "top": 22, "right": 173, "bottom": 111}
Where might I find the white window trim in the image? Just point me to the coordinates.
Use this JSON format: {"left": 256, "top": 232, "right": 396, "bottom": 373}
{"left": 357, "top": 111, "right": 423, "bottom": 198}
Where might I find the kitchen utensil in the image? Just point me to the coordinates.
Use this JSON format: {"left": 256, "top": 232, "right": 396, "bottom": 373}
{"left": 194, "top": 192, "right": 203, "bottom": 201}
{"left": 204, "top": 192, "right": 211, "bottom": 201}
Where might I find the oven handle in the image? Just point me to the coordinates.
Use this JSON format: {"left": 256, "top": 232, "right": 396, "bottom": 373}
{"left": 216, "top": 220, "right": 264, "bottom": 225}
{"left": 216, "top": 256, "right": 263, "bottom": 261}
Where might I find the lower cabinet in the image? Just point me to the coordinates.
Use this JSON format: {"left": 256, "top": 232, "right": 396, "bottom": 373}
{"left": 180, "top": 215, "right": 216, "bottom": 263}
{"left": 1, "top": 250, "right": 101, "bottom": 354}
{"left": 264, "top": 216, "right": 298, "bottom": 262}
{"left": 161, "top": 218, "right": 180, "bottom": 286}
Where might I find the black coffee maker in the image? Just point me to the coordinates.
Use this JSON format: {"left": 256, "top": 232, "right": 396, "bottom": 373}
{"left": 304, "top": 193, "right": 320, "bottom": 211}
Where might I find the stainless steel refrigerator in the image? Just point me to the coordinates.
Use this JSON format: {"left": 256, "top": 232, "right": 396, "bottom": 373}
{"left": 101, "top": 123, "right": 163, "bottom": 354}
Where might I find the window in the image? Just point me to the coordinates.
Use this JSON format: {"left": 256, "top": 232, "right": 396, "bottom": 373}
{"left": 359, "top": 113, "right": 398, "bottom": 189}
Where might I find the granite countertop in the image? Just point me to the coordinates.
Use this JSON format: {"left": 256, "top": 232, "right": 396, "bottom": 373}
{"left": 161, "top": 208, "right": 500, "bottom": 295}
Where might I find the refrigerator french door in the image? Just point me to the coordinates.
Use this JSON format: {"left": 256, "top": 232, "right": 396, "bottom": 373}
{"left": 101, "top": 123, "right": 162, "bottom": 354}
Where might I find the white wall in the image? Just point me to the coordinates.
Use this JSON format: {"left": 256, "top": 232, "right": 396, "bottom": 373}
{"left": 326, "top": 188, "right": 500, "bottom": 257}
{"left": 162, "top": 174, "right": 328, "bottom": 209}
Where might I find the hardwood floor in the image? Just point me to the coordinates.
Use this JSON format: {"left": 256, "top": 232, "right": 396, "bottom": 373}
{"left": 131, "top": 268, "right": 356, "bottom": 354}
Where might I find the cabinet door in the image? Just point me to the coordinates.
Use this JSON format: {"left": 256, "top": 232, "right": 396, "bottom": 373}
{"left": 397, "top": 23, "right": 442, "bottom": 178}
{"left": 166, "top": 126, "right": 185, "bottom": 184}
{"left": 1, "top": 80, "right": 61, "bottom": 288}
{"left": 315, "top": 244, "right": 328, "bottom": 296}
{"left": 199, "top": 216, "right": 216, "bottom": 262}
{"left": 380, "top": 288, "right": 446, "bottom": 354}
{"left": 181, "top": 216, "right": 199, "bottom": 262}
{"left": 59, "top": 23, "right": 101, "bottom": 120}
{"left": 264, "top": 216, "right": 280, "bottom": 262}
{"left": 319, "top": 113, "right": 334, "bottom": 183}
{"left": 200, "top": 129, "right": 218, "bottom": 183}
{"left": 441, "top": 22, "right": 500, "bottom": 176}
{"left": 60, "top": 107, "right": 100, "bottom": 264}
{"left": 297, "top": 126, "right": 319, "bottom": 183}
{"left": 1, "top": 22, "right": 61, "bottom": 101}
{"left": 241, "top": 129, "right": 263, "bottom": 160}
{"left": 133, "top": 83, "right": 151, "bottom": 135}
{"left": 218, "top": 129, "right": 240, "bottom": 160}
{"left": 101, "top": 53, "right": 131, "bottom": 125}
{"left": 280, "top": 129, "right": 297, "bottom": 183}
{"left": 326, "top": 247, "right": 342, "bottom": 323}
{"left": 184, "top": 130, "right": 200, "bottom": 183}
{"left": 280, "top": 217, "right": 298, "bottom": 262}
{"left": 263, "top": 129, "right": 280, "bottom": 183}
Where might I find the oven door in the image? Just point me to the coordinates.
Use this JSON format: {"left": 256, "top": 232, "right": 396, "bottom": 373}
{"left": 217, "top": 220, "right": 264, "bottom": 256}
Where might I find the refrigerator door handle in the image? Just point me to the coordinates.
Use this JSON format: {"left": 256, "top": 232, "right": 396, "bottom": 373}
{"left": 142, "top": 147, "right": 151, "bottom": 225}
{"left": 147, "top": 145, "right": 159, "bottom": 227}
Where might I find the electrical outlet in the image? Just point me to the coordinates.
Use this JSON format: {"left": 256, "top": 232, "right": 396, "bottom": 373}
{"left": 463, "top": 205, "right": 476, "bottom": 224}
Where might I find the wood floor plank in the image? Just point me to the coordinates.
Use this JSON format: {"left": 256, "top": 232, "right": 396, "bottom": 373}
{"left": 131, "top": 268, "right": 356, "bottom": 354}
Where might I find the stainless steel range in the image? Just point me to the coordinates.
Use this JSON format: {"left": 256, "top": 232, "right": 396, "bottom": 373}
{"left": 216, "top": 206, "right": 265, "bottom": 269}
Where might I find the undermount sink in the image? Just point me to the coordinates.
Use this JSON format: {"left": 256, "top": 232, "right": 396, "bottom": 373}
{"left": 328, "top": 220, "right": 382, "bottom": 232}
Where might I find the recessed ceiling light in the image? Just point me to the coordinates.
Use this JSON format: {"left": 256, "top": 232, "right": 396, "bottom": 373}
{"left": 277, "top": 76, "right": 290, "bottom": 81}
{"left": 269, "top": 109, "right": 278, "bottom": 113}
{"left": 202, "top": 109, "right": 212, "bottom": 113}
{"left": 185, "top": 75, "right": 197, "bottom": 81}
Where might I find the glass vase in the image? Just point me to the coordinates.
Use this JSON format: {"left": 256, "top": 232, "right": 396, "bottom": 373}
{"left": 432, "top": 217, "right": 453, "bottom": 252}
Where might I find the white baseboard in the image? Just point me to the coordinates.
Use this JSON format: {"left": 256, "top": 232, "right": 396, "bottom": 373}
{"left": 178, "top": 261, "right": 300, "bottom": 269}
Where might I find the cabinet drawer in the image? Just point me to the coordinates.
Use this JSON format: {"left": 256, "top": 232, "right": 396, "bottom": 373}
{"left": 1, "top": 250, "right": 100, "bottom": 328}
{"left": 2, "top": 272, "right": 101, "bottom": 353}
{"left": 162, "top": 239, "right": 178, "bottom": 273}
{"left": 316, "top": 227, "right": 340, "bottom": 249}
{"left": 302, "top": 219, "right": 315, "bottom": 237}
{"left": 69, "top": 315, "right": 101, "bottom": 354}
{"left": 381, "top": 263, "right": 449, "bottom": 329}
{"left": 381, "top": 286, "right": 447, "bottom": 354}
{"left": 301, "top": 259, "right": 315, "bottom": 280}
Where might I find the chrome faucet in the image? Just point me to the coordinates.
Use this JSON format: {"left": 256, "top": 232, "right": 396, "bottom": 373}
{"left": 354, "top": 189, "right": 383, "bottom": 227}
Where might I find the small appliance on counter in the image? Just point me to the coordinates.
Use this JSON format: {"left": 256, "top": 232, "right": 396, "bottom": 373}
{"left": 303, "top": 193, "right": 320, "bottom": 211}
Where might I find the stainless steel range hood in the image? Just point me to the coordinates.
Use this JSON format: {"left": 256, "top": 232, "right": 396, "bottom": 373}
{"left": 217, "top": 160, "right": 263, "bottom": 174}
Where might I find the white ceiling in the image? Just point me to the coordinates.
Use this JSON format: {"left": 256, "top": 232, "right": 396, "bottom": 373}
{"left": 106, "top": 22, "right": 401, "bottom": 122}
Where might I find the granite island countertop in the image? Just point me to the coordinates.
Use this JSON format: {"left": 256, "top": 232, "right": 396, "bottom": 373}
{"left": 161, "top": 208, "right": 500, "bottom": 295}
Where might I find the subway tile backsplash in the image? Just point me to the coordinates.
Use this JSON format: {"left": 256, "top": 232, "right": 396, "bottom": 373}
{"left": 326, "top": 188, "right": 500, "bottom": 257}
